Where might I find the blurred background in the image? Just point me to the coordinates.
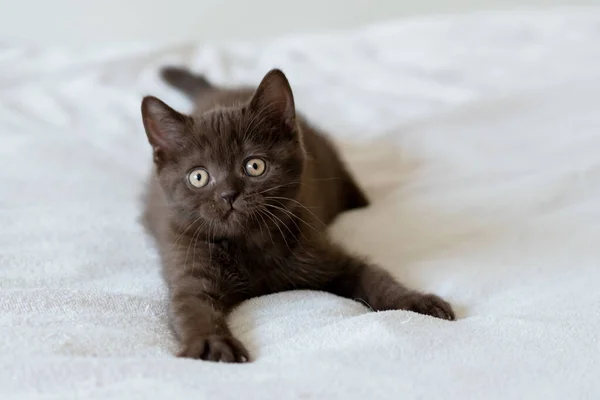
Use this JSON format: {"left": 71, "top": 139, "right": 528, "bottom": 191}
{"left": 1, "top": 0, "right": 598, "bottom": 47}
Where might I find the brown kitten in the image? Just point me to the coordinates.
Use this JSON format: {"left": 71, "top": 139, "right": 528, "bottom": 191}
{"left": 140, "top": 67, "right": 455, "bottom": 363}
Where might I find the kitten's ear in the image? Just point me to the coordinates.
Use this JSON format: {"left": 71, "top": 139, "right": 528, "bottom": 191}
{"left": 248, "top": 69, "right": 296, "bottom": 132}
{"left": 141, "top": 96, "right": 189, "bottom": 159}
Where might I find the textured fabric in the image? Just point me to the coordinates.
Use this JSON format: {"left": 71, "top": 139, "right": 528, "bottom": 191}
{"left": 1, "top": 9, "right": 600, "bottom": 399}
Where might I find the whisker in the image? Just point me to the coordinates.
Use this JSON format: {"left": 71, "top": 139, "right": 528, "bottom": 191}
{"left": 265, "top": 201, "right": 321, "bottom": 233}
{"left": 257, "top": 210, "right": 276, "bottom": 248}
{"left": 261, "top": 209, "right": 292, "bottom": 252}
{"left": 263, "top": 205, "right": 302, "bottom": 245}
{"left": 183, "top": 222, "right": 200, "bottom": 276}
{"left": 191, "top": 221, "right": 205, "bottom": 277}
{"left": 258, "top": 181, "right": 302, "bottom": 195}
{"left": 257, "top": 176, "right": 345, "bottom": 196}
{"left": 208, "top": 221, "right": 214, "bottom": 266}
{"left": 250, "top": 210, "right": 265, "bottom": 240}
{"left": 163, "top": 214, "right": 205, "bottom": 258}
{"left": 265, "top": 196, "right": 327, "bottom": 228}
{"left": 264, "top": 203, "right": 311, "bottom": 239}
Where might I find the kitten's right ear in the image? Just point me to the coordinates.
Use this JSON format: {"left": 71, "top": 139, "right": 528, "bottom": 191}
{"left": 248, "top": 69, "right": 296, "bottom": 133}
{"left": 141, "top": 96, "right": 189, "bottom": 160}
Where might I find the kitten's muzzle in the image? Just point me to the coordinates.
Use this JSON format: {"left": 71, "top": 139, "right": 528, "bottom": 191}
{"left": 219, "top": 190, "right": 241, "bottom": 219}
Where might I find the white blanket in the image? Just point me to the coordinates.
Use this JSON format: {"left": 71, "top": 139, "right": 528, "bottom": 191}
{"left": 2, "top": 9, "right": 600, "bottom": 399}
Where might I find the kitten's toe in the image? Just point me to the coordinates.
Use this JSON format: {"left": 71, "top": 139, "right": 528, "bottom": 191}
{"left": 404, "top": 293, "right": 456, "bottom": 321}
{"left": 177, "top": 338, "right": 207, "bottom": 359}
{"left": 178, "top": 335, "right": 250, "bottom": 363}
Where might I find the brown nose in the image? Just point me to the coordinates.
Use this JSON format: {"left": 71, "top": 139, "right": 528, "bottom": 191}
{"left": 220, "top": 190, "right": 240, "bottom": 205}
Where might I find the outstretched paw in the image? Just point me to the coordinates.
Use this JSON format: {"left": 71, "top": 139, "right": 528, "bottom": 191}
{"left": 401, "top": 293, "right": 455, "bottom": 320}
{"left": 178, "top": 335, "right": 250, "bottom": 363}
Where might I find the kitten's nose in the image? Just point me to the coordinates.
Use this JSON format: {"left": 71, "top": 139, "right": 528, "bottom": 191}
{"left": 220, "top": 190, "right": 240, "bottom": 205}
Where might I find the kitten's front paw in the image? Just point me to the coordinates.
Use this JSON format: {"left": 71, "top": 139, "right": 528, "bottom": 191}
{"left": 178, "top": 335, "right": 250, "bottom": 363}
{"left": 401, "top": 293, "right": 455, "bottom": 321}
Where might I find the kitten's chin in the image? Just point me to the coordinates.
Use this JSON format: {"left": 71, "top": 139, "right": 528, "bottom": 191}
{"left": 213, "top": 211, "right": 249, "bottom": 237}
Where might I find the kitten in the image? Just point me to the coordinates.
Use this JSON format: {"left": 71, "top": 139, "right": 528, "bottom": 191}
{"left": 140, "top": 67, "right": 455, "bottom": 363}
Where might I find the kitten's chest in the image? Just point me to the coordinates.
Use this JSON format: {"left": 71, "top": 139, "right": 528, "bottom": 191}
{"left": 210, "top": 240, "right": 292, "bottom": 296}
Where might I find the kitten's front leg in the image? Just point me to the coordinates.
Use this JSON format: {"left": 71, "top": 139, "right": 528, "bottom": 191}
{"left": 313, "top": 246, "right": 455, "bottom": 320}
{"left": 168, "top": 273, "right": 249, "bottom": 362}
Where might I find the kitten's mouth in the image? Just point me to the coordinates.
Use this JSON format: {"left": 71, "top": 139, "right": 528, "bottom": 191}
{"left": 221, "top": 206, "right": 240, "bottom": 221}
{"left": 223, "top": 209, "right": 234, "bottom": 219}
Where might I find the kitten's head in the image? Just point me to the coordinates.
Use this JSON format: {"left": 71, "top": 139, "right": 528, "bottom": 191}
{"left": 141, "top": 69, "right": 305, "bottom": 238}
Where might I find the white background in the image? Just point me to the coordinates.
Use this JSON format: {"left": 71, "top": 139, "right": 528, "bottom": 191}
{"left": 1, "top": 0, "right": 598, "bottom": 47}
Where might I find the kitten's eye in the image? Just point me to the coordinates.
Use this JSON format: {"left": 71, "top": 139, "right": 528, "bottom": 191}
{"left": 187, "top": 168, "right": 210, "bottom": 188}
{"left": 244, "top": 158, "right": 266, "bottom": 177}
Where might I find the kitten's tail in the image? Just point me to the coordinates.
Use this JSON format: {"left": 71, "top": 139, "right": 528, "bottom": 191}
{"left": 160, "top": 66, "right": 212, "bottom": 99}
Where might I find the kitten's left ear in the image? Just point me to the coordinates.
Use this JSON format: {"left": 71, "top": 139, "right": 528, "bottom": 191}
{"left": 248, "top": 69, "right": 296, "bottom": 132}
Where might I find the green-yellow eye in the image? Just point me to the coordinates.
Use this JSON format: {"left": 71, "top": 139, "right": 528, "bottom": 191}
{"left": 188, "top": 168, "right": 209, "bottom": 188}
{"left": 245, "top": 158, "right": 266, "bottom": 177}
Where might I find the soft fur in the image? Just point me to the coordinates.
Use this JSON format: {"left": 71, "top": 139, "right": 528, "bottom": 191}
{"left": 140, "top": 67, "right": 455, "bottom": 362}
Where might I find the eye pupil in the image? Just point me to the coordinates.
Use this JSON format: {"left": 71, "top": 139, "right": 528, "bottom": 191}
{"left": 188, "top": 168, "right": 209, "bottom": 188}
{"left": 245, "top": 158, "right": 266, "bottom": 177}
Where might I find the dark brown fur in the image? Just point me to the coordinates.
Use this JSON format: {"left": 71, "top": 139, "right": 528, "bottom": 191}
{"left": 140, "top": 67, "right": 455, "bottom": 362}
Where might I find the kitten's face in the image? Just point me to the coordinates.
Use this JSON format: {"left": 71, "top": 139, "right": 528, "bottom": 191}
{"left": 142, "top": 69, "right": 304, "bottom": 238}
{"left": 157, "top": 109, "right": 304, "bottom": 237}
